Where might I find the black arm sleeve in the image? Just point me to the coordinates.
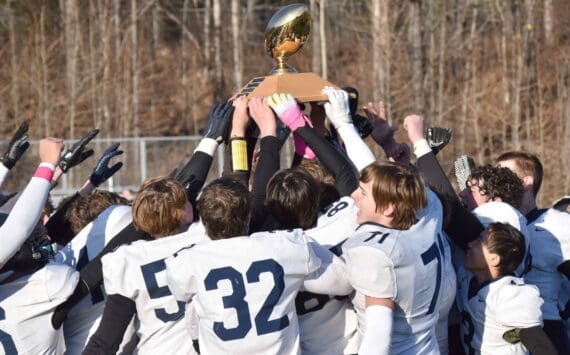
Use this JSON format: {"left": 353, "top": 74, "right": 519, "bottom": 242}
{"left": 249, "top": 136, "right": 281, "bottom": 233}
{"left": 82, "top": 294, "right": 136, "bottom": 355}
{"left": 51, "top": 223, "right": 150, "bottom": 329}
{"left": 294, "top": 126, "right": 358, "bottom": 197}
{"left": 519, "top": 326, "right": 558, "bottom": 355}
{"left": 558, "top": 260, "right": 570, "bottom": 279}
{"left": 45, "top": 192, "right": 81, "bottom": 245}
{"left": 416, "top": 152, "right": 483, "bottom": 249}
{"left": 173, "top": 151, "right": 213, "bottom": 206}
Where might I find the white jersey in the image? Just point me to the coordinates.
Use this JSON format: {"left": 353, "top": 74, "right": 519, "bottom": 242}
{"left": 435, "top": 232, "right": 457, "bottom": 355}
{"left": 0, "top": 263, "right": 79, "bottom": 355}
{"left": 53, "top": 205, "right": 134, "bottom": 355}
{"left": 472, "top": 202, "right": 532, "bottom": 277}
{"left": 102, "top": 226, "right": 207, "bottom": 355}
{"left": 301, "top": 196, "right": 359, "bottom": 355}
{"left": 341, "top": 189, "right": 444, "bottom": 354}
{"left": 456, "top": 267, "right": 543, "bottom": 355}
{"left": 524, "top": 208, "right": 570, "bottom": 320}
{"left": 165, "top": 229, "right": 322, "bottom": 355}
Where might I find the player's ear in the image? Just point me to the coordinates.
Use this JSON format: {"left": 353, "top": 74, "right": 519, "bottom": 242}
{"left": 521, "top": 175, "right": 534, "bottom": 191}
{"left": 488, "top": 253, "right": 501, "bottom": 269}
{"left": 380, "top": 203, "right": 395, "bottom": 217}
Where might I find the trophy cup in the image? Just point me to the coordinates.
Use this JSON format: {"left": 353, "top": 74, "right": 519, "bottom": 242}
{"left": 234, "top": 3, "right": 337, "bottom": 102}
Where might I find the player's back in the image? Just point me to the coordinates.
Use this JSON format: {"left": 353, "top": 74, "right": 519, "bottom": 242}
{"left": 102, "top": 226, "right": 206, "bottom": 354}
{"left": 342, "top": 189, "right": 444, "bottom": 354}
{"left": 165, "top": 229, "right": 321, "bottom": 355}
{"left": 299, "top": 196, "right": 359, "bottom": 355}
{"left": 456, "top": 267, "right": 543, "bottom": 355}
{"left": 54, "top": 205, "right": 133, "bottom": 354}
{"left": 524, "top": 208, "right": 570, "bottom": 321}
{"left": 0, "top": 263, "right": 79, "bottom": 355}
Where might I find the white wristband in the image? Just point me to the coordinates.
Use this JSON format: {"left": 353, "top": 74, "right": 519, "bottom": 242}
{"left": 413, "top": 138, "right": 432, "bottom": 159}
{"left": 194, "top": 138, "right": 219, "bottom": 157}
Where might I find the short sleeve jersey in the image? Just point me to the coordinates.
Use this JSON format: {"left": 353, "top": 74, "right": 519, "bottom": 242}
{"left": 102, "top": 226, "right": 207, "bottom": 354}
{"left": 342, "top": 189, "right": 444, "bottom": 354}
{"left": 456, "top": 267, "right": 543, "bottom": 355}
{"left": 53, "top": 205, "right": 133, "bottom": 354}
{"left": 300, "top": 196, "right": 359, "bottom": 355}
{"left": 165, "top": 229, "right": 321, "bottom": 355}
{"left": 524, "top": 208, "right": 570, "bottom": 320}
{"left": 0, "top": 263, "right": 79, "bottom": 354}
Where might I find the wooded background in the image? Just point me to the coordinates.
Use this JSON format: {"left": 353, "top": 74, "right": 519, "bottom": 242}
{"left": 0, "top": 0, "right": 568, "bottom": 205}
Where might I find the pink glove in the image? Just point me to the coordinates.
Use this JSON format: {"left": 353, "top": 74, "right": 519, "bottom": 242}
{"left": 267, "top": 93, "right": 306, "bottom": 132}
{"left": 293, "top": 136, "right": 316, "bottom": 160}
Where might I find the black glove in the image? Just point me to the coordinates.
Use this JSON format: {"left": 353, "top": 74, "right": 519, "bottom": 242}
{"left": 426, "top": 127, "right": 452, "bottom": 156}
{"left": 203, "top": 101, "right": 234, "bottom": 143}
{"left": 89, "top": 143, "right": 123, "bottom": 186}
{"left": 1, "top": 122, "right": 30, "bottom": 169}
{"left": 58, "top": 129, "right": 99, "bottom": 173}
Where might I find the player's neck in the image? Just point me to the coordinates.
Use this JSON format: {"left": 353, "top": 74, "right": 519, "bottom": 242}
{"left": 472, "top": 268, "right": 499, "bottom": 285}
{"left": 519, "top": 192, "right": 537, "bottom": 215}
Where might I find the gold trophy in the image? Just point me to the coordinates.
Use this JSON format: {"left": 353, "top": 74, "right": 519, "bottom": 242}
{"left": 234, "top": 3, "right": 337, "bottom": 102}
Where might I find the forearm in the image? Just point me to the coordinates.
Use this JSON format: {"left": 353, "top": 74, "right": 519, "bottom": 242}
{"left": 336, "top": 124, "right": 376, "bottom": 172}
{"left": 0, "top": 163, "right": 53, "bottom": 265}
{"left": 359, "top": 305, "right": 393, "bottom": 355}
{"left": 295, "top": 126, "right": 358, "bottom": 196}
{"left": 415, "top": 146, "right": 483, "bottom": 248}
{"left": 178, "top": 149, "right": 214, "bottom": 205}
{"left": 82, "top": 294, "right": 136, "bottom": 355}
{"left": 251, "top": 136, "right": 280, "bottom": 200}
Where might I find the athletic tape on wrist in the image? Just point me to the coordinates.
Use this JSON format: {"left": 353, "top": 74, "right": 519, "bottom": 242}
{"left": 230, "top": 139, "right": 248, "bottom": 171}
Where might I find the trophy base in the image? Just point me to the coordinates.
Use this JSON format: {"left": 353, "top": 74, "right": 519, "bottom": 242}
{"left": 233, "top": 72, "right": 339, "bottom": 103}
{"left": 268, "top": 63, "right": 298, "bottom": 75}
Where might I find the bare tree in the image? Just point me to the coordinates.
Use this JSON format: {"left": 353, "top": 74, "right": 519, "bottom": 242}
{"left": 372, "top": 0, "right": 390, "bottom": 116}
{"left": 544, "top": 0, "right": 553, "bottom": 46}
{"left": 213, "top": 0, "right": 223, "bottom": 98}
{"left": 409, "top": 0, "right": 424, "bottom": 112}
{"left": 63, "top": 0, "right": 80, "bottom": 138}
{"left": 310, "top": 0, "right": 321, "bottom": 75}
{"left": 7, "top": 1, "right": 19, "bottom": 126}
{"left": 232, "top": 0, "right": 243, "bottom": 91}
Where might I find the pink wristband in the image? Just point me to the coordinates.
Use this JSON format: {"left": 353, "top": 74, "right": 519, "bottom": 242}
{"left": 293, "top": 136, "right": 316, "bottom": 160}
{"left": 34, "top": 166, "right": 55, "bottom": 182}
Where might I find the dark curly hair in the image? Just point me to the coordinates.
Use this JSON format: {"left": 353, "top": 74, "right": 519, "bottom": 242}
{"left": 469, "top": 165, "right": 524, "bottom": 209}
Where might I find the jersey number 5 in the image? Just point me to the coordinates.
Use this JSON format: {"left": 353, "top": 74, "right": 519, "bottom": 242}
{"left": 204, "top": 259, "right": 289, "bottom": 341}
{"left": 141, "top": 259, "right": 186, "bottom": 322}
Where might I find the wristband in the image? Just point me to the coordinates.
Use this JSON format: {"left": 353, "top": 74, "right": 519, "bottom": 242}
{"left": 34, "top": 163, "right": 55, "bottom": 182}
{"left": 230, "top": 139, "right": 248, "bottom": 172}
{"left": 412, "top": 138, "right": 432, "bottom": 159}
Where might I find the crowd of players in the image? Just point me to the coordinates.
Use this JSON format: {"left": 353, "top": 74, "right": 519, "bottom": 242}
{"left": 0, "top": 86, "right": 569, "bottom": 355}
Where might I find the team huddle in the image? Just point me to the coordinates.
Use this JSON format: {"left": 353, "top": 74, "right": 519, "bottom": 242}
{"left": 0, "top": 87, "right": 569, "bottom": 355}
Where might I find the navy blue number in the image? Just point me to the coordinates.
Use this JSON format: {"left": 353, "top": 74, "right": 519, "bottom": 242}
{"left": 204, "top": 266, "right": 252, "bottom": 340}
{"left": 364, "top": 231, "right": 389, "bottom": 244}
{"left": 0, "top": 307, "right": 17, "bottom": 355}
{"left": 77, "top": 246, "right": 105, "bottom": 304}
{"left": 141, "top": 259, "right": 186, "bottom": 322}
{"left": 460, "top": 310, "right": 476, "bottom": 355}
{"left": 246, "top": 259, "right": 289, "bottom": 334}
{"left": 326, "top": 201, "right": 349, "bottom": 218}
{"left": 421, "top": 242, "right": 442, "bottom": 315}
{"left": 204, "top": 259, "right": 289, "bottom": 341}
{"left": 296, "top": 292, "right": 330, "bottom": 315}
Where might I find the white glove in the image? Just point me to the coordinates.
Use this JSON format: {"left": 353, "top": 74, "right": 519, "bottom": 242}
{"left": 323, "top": 86, "right": 352, "bottom": 129}
{"left": 267, "top": 93, "right": 307, "bottom": 132}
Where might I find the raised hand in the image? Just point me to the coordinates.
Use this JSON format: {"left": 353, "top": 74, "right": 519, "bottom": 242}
{"left": 322, "top": 86, "right": 352, "bottom": 129}
{"left": 364, "top": 101, "right": 398, "bottom": 149}
{"left": 39, "top": 138, "right": 64, "bottom": 166}
{"left": 89, "top": 143, "right": 123, "bottom": 187}
{"left": 402, "top": 114, "right": 425, "bottom": 144}
{"left": 203, "top": 101, "right": 234, "bottom": 143}
{"left": 58, "top": 129, "right": 99, "bottom": 173}
{"left": 426, "top": 127, "right": 452, "bottom": 156}
{"left": 267, "top": 93, "right": 307, "bottom": 132}
{"left": 1, "top": 122, "right": 30, "bottom": 169}
{"left": 248, "top": 97, "right": 276, "bottom": 137}
{"left": 230, "top": 96, "right": 250, "bottom": 138}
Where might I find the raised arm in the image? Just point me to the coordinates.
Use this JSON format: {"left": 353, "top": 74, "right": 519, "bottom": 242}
{"left": 0, "top": 138, "right": 62, "bottom": 267}
{"left": 267, "top": 93, "right": 358, "bottom": 197}
{"left": 0, "top": 122, "right": 30, "bottom": 188}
